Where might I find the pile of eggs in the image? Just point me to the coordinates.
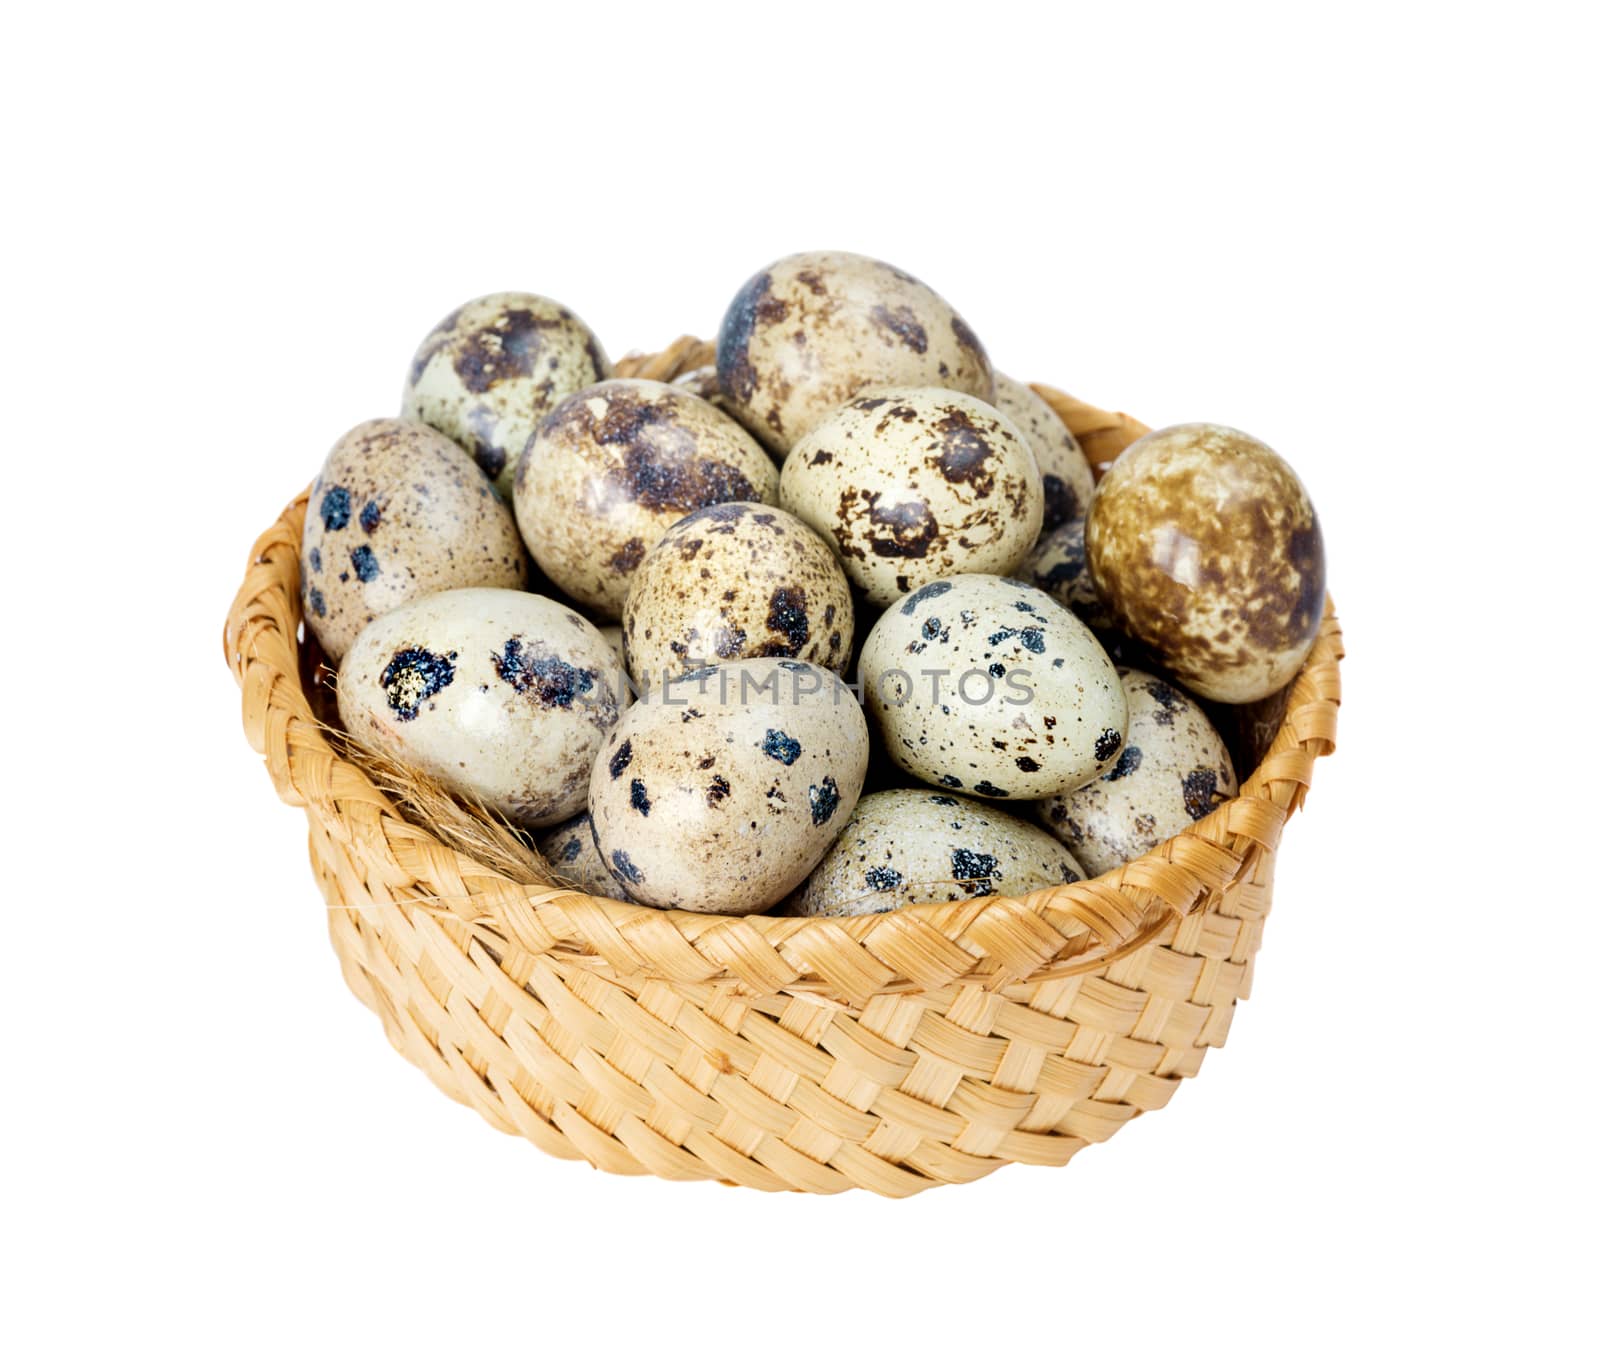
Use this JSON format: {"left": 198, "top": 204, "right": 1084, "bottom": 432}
{"left": 305, "top": 251, "right": 1326, "bottom": 917}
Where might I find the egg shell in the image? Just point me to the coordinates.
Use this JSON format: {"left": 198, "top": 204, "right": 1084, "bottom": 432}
{"left": 514, "top": 378, "right": 779, "bottom": 620}
{"left": 1038, "top": 669, "right": 1237, "bottom": 876}
{"left": 400, "top": 293, "right": 610, "bottom": 499}
{"left": 588, "top": 659, "right": 869, "bottom": 913}
{"left": 1086, "top": 423, "right": 1326, "bottom": 703}
{"left": 780, "top": 387, "right": 1043, "bottom": 608}
{"left": 991, "top": 373, "right": 1094, "bottom": 534}
{"left": 622, "top": 502, "right": 854, "bottom": 687}
{"left": 535, "top": 812, "right": 635, "bottom": 900}
{"left": 301, "top": 419, "right": 526, "bottom": 663}
{"left": 715, "top": 251, "right": 993, "bottom": 457}
{"left": 788, "top": 789, "right": 1084, "bottom": 917}
{"left": 1022, "top": 516, "right": 1113, "bottom": 632}
{"left": 336, "top": 587, "right": 629, "bottom": 828}
{"left": 859, "top": 574, "right": 1128, "bottom": 800}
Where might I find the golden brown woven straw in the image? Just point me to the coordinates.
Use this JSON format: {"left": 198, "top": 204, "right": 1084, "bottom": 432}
{"left": 223, "top": 338, "right": 1344, "bottom": 1196}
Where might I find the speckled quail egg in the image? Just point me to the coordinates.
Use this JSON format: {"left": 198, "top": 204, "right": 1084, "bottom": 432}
{"left": 1022, "top": 515, "right": 1112, "bottom": 631}
{"left": 788, "top": 789, "right": 1084, "bottom": 917}
{"left": 991, "top": 373, "right": 1094, "bottom": 534}
{"left": 860, "top": 575, "right": 1127, "bottom": 800}
{"left": 1086, "top": 423, "right": 1326, "bottom": 703}
{"left": 535, "top": 812, "right": 635, "bottom": 900}
{"left": 1037, "top": 669, "right": 1237, "bottom": 876}
{"left": 400, "top": 292, "right": 610, "bottom": 498}
{"left": 780, "top": 387, "right": 1043, "bottom": 608}
{"left": 621, "top": 502, "right": 853, "bottom": 687}
{"left": 337, "top": 587, "right": 629, "bottom": 828}
{"left": 514, "top": 378, "right": 779, "bottom": 620}
{"left": 301, "top": 419, "right": 525, "bottom": 663}
{"left": 716, "top": 251, "right": 993, "bottom": 457}
{"left": 588, "top": 659, "right": 869, "bottom": 913}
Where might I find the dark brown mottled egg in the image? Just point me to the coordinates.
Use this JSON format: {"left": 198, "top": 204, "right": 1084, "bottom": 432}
{"left": 400, "top": 292, "right": 610, "bottom": 499}
{"left": 337, "top": 588, "right": 628, "bottom": 828}
{"left": 622, "top": 502, "right": 853, "bottom": 687}
{"left": 715, "top": 251, "right": 993, "bottom": 457}
{"left": 300, "top": 419, "right": 525, "bottom": 663}
{"left": 1086, "top": 423, "right": 1326, "bottom": 703}
{"left": 788, "top": 789, "right": 1084, "bottom": 917}
{"left": 780, "top": 387, "right": 1042, "bottom": 607}
{"left": 588, "top": 660, "right": 869, "bottom": 913}
{"left": 991, "top": 373, "right": 1094, "bottom": 533}
{"left": 513, "top": 379, "right": 779, "bottom": 621}
{"left": 1037, "top": 669, "right": 1237, "bottom": 876}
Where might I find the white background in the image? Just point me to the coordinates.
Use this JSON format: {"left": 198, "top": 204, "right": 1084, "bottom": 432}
{"left": 4, "top": 4, "right": 1594, "bottom": 1360}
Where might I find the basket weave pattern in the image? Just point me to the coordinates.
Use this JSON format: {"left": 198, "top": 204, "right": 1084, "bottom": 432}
{"left": 223, "top": 339, "right": 1343, "bottom": 1196}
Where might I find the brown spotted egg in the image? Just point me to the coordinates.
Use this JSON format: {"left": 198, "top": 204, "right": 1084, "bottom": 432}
{"left": 1086, "top": 423, "right": 1326, "bottom": 703}
{"left": 400, "top": 292, "right": 610, "bottom": 499}
{"left": 588, "top": 660, "right": 868, "bottom": 914}
{"left": 514, "top": 379, "right": 779, "bottom": 620}
{"left": 535, "top": 812, "right": 635, "bottom": 900}
{"left": 859, "top": 575, "right": 1127, "bottom": 800}
{"left": 301, "top": 419, "right": 525, "bottom": 663}
{"left": 788, "top": 789, "right": 1084, "bottom": 917}
{"left": 621, "top": 502, "right": 853, "bottom": 687}
{"left": 1022, "top": 515, "right": 1113, "bottom": 632}
{"left": 991, "top": 373, "right": 1094, "bottom": 533}
{"left": 1037, "top": 669, "right": 1237, "bottom": 876}
{"left": 336, "top": 588, "right": 628, "bottom": 828}
{"left": 780, "top": 387, "right": 1043, "bottom": 608}
{"left": 716, "top": 251, "right": 993, "bottom": 457}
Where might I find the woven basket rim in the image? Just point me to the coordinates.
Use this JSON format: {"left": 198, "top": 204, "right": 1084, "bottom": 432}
{"left": 223, "top": 338, "right": 1343, "bottom": 1003}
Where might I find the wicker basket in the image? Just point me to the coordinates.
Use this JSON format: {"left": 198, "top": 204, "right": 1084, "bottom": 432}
{"left": 223, "top": 337, "right": 1343, "bottom": 1197}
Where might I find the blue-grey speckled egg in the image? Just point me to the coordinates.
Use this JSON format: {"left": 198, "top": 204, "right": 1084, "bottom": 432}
{"left": 789, "top": 789, "right": 1083, "bottom": 916}
{"left": 337, "top": 588, "right": 628, "bottom": 828}
{"left": 859, "top": 574, "right": 1127, "bottom": 799}
{"left": 588, "top": 659, "right": 868, "bottom": 914}
{"left": 1037, "top": 668, "right": 1237, "bottom": 875}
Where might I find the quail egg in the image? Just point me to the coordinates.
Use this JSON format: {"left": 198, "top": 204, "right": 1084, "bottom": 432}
{"left": 1037, "top": 669, "right": 1238, "bottom": 876}
{"left": 991, "top": 372, "right": 1094, "bottom": 533}
{"left": 588, "top": 659, "right": 869, "bottom": 913}
{"left": 780, "top": 387, "right": 1043, "bottom": 607}
{"left": 859, "top": 575, "right": 1127, "bottom": 799}
{"left": 1022, "top": 515, "right": 1112, "bottom": 631}
{"left": 621, "top": 502, "right": 853, "bottom": 687}
{"left": 715, "top": 251, "right": 993, "bottom": 457}
{"left": 1086, "top": 423, "right": 1326, "bottom": 703}
{"left": 400, "top": 292, "right": 610, "bottom": 499}
{"left": 535, "top": 812, "right": 635, "bottom": 900}
{"left": 789, "top": 789, "right": 1084, "bottom": 917}
{"left": 301, "top": 419, "right": 525, "bottom": 663}
{"left": 514, "top": 378, "right": 779, "bottom": 620}
{"left": 337, "top": 587, "right": 628, "bottom": 828}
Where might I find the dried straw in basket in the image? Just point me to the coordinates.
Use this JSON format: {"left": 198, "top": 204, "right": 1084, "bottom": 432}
{"left": 222, "top": 339, "right": 1343, "bottom": 1196}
